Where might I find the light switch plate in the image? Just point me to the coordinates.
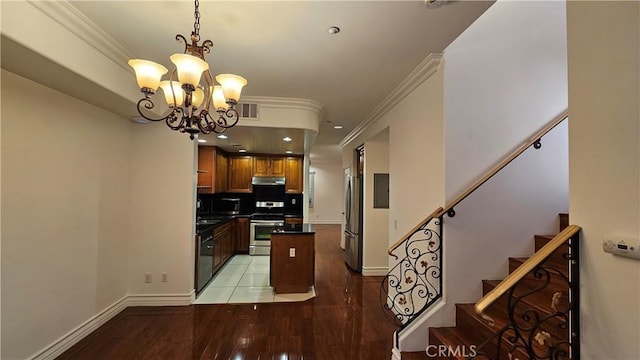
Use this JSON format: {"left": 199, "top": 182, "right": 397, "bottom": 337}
{"left": 289, "top": 248, "right": 296, "bottom": 257}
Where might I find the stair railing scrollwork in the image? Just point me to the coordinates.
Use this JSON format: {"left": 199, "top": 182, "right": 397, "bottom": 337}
{"left": 471, "top": 225, "right": 581, "bottom": 360}
{"left": 381, "top": 208, "right": 444, "bottom": 328}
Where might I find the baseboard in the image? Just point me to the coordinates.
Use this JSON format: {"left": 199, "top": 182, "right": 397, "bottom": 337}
{"left": 29, "top": 295, "right": 129, "bottom": 360}
{"left": 362, "top": 266, "right": 389, "bottom": 276}
{"left": 29, "top": 291, "right": 194, "bottom": 360}
{"left": 308, "top": 220, "right": 341, "bottom": 225}
{"left": 391, "top": 346, "right": 402, "bottom": 360}
{"left": 127, "top": 291, "right": 195, "bottom": 307}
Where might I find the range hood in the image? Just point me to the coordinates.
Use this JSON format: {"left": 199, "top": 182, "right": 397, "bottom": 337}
{"left": 252, "top": 176, "right": 286, "bottom": 186}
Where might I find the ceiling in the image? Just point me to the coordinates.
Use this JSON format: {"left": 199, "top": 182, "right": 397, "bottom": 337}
{"left": 59, "top": 1, "right": 493, "bottom": 154}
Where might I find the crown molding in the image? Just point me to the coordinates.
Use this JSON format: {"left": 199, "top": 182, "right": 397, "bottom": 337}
{"left": 339, "top": 53, "right": 443, "bottom": 147}
{"left": 28, "top": 0, "right": 133, "bottom": 72}
{"left": 241, "top": 96, "right": 325, "bottom": 116}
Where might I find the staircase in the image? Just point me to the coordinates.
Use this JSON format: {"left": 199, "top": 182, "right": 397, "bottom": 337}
{"left": 402, "top": 213, "right": 574, "bottom": 360}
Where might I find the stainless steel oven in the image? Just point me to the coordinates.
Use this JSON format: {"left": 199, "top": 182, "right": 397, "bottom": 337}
{"left": 249, "top": 218, "right": 284, "bottom": 255}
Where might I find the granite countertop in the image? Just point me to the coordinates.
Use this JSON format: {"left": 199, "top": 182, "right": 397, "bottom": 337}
{"left": 273, "top": 223, "right": 315, "bottom": 235}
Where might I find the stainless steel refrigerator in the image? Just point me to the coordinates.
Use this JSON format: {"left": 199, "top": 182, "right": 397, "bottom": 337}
{"left": 344, "top": 174, "right": 363, "bottom": 272}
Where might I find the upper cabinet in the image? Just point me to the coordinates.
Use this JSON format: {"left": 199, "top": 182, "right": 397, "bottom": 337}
{"left": 285, "top": 157, "right": 303, "bottom": 194}
{"left": 197, "top": 146, "right": 215, "bottom": 193}
{"left": 254, "top": 156, "right": 285, "bottom": 177}
{"left": 215, "top": 152, "right": 228, "bottom": 193}
{"left": 227, "top": 156, "right": 254, "bottom": 193}
{"left": 198, "top": 146, "right": 229, "bottom": 193}
{"left": 198, "top": 148, "right": 302, "bottom": 194}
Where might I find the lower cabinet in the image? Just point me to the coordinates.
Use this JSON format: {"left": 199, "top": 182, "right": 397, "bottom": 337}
{"left": 213, "top": 221, "right": 235, "bottom": 273}
{"left": 270, "top": 233, "right": 315, "bottom": 294}
{"left": 235, "top": 217, "right": 250, "bottom": 254}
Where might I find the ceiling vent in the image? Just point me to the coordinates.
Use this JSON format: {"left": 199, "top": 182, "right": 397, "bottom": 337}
{"left": 238, "top": 102, "right": 259, "bottom": 120}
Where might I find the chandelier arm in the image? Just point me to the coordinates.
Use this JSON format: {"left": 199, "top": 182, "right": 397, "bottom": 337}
{"left": 201, "top": 71, "right": 214, "bottom": 113}
{"left": 165, "top": 108, "right": 187, "bottom": 131}
{"left": 201, "top": 111, "right": 228, "bottom": 134}
{"left": 194, "top": 110, "right": 213, "bottom": 134}
{"left": 135, "top": 98, "right": 180, "bottom": 123}
{"left": 201, "top": 40, "right": 213, "bottom": 54}
{"left": 176, "top": 34, "right": 189, "bottom": 53}
{"left": 214, "top": 108, "right": 240, "bottom": 129}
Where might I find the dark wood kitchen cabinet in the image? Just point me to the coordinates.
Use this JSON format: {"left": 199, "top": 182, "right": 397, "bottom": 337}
{"left": 270, "top": 232, "right": 315, "bottom": 293}
{"left": 285, "top": 157, "right": 303, "bottom": 193}
{"left": 214, "top": 151, "right": 228, "bottom": 192}
{"left": 198, "top": 146, "right": 228, "bottom": 194}
{"left": 254, "top": 156, "right": 285, "bottom": 177}
{"left": 197, "top": 146, "right": 215, "bottom": 193}
{"left": 235, "top": 217, "right": 250, "bottom": 254}
{"left": 227, "top": 156, "right": 253, "bottom": 192}
{"left": 213, "top": 221, "right": 234, "bottom": 272}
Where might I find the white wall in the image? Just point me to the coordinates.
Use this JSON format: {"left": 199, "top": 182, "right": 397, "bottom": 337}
{"left": 308, "top": 159, "right": 343, "bottom": 224}
{"left": 1, "top": 70, "right": 131, "bottom": 360}
{"left": 399, "top": 0, "right": 570, "bottom": 351}
{"left": 444, "top": 1, "right": 568, "bottom": 198}
{"left": 127, "top": 122, "right": 196, "bottom": 297}
{"left": 567, "top": 3, "right": 640, "bottom": 359}
{"left": 362, "top": 139, "right": 390, "bottom": 275}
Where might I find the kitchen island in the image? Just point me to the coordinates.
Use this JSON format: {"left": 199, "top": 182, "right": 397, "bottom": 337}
{"left": 270, "top": 224, "right": 315, "bottom": 294}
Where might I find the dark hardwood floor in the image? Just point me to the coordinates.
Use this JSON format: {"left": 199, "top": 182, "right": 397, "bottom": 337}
{"left": 57, "top": 224, "right": 397, "bottom": 360}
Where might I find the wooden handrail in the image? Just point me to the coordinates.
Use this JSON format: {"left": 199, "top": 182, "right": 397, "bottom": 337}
{"left": 475, "top": 224, "right": 581, "bottom": 315}
{"left": 437, "top": 110, "right": 568, "bottom": 218}
{"left": 388, "top": 207, "right": 443, "bottom": 256}
{"left": 387, "top": 110, "right": 568, "bottom": 255}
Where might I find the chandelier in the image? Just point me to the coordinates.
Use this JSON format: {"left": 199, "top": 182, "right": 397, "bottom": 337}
{"left": 128, "top": 0, "right": 247, "bottom": 140}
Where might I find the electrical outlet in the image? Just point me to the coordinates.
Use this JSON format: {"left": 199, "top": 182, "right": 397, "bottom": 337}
{"left": 289, "top": 248, "right": 296, "bottom": 257}
{"left": 144, "top": 273, "right": 152, "bottom": 283}
{"left": 161, "top": 273, "right": 168, "bottom": 283}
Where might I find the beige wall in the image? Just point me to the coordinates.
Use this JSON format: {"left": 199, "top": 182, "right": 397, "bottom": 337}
{"left": 567, "top": 2, "right": 640, "bottom": 359}
{"left": 309, "top": 161, "right": 343, "bottom": 224}
{"left": 363, "top": 139, "right": 390, "bottom": 275}
{"left": 127, "top": 122, "right": 196, "bottom": 296}
{"left": 1, "top": 70, "right": 131, "bottom": 359}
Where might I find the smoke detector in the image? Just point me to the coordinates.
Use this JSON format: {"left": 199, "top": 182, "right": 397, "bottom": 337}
{"left": 425, "top": 0, "right": 448, "bottom": 9}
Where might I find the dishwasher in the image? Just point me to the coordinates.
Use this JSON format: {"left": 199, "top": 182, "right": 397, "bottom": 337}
{"left": 196, "top": 226, "right": 214, "bottom": 294}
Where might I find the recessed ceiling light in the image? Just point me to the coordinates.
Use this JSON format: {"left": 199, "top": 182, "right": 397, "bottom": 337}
{"left": 333, "top": 125, "right": 343, "bottom": 129}
{"left": 217, "top": 134, "right": 228, "bottom": 139}
{"left": 197, "top": 139, "right": 207, "bottom": 143}
{"left": 282, "top": 136, "right": 293, "bottom": 142}
{"left": 327, "top": 26, "right": 340, "bottom": 35}
{"left": 238, "top": 149, "right": 247, "bottom": 153}
{"left": 285, "top": 150, "right": 293, "bottom": 154}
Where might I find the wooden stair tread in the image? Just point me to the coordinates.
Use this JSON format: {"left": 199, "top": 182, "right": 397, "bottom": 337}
{"left": 399, "top": 351, "right": 430, "bottom": 360}
{"left": 509, "top": 255, "right": 568, "bottom": 277}
{"left": 482, "top": 278, "right": 562, "bottom": 316}
{"left": 411, "top": 213, "right": 574, "bottom": 359}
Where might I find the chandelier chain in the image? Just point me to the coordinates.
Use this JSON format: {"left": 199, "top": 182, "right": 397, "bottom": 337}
{"left": 193, "top": 0, "right": 201, "bottom": 41}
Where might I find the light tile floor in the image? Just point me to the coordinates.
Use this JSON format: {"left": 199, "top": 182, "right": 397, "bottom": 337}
{"left": 195, "top": 255, "right": 316, "bottom": 304}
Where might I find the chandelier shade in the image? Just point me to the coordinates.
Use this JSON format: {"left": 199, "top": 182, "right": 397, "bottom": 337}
{"left": 158, "top": 81, "right": 184, "bottom": 107}
{"left": 215, "top": 74, "right": 248, "bottom": 102}
{"left": 169, "top": 54, "right": 209, "bottom": 88}
{"left": 128, "top": 59, "right": 168, "bottom": 93}
{"left": 212, "top": 85, "right": 229, "bottom": 110}
{"left": 128, "top": 0, "right": 247, "bottom": 140}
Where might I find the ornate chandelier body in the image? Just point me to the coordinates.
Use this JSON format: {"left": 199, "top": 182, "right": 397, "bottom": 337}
{"left": 128, "top": 0, "right": 247, "bottom": 140}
